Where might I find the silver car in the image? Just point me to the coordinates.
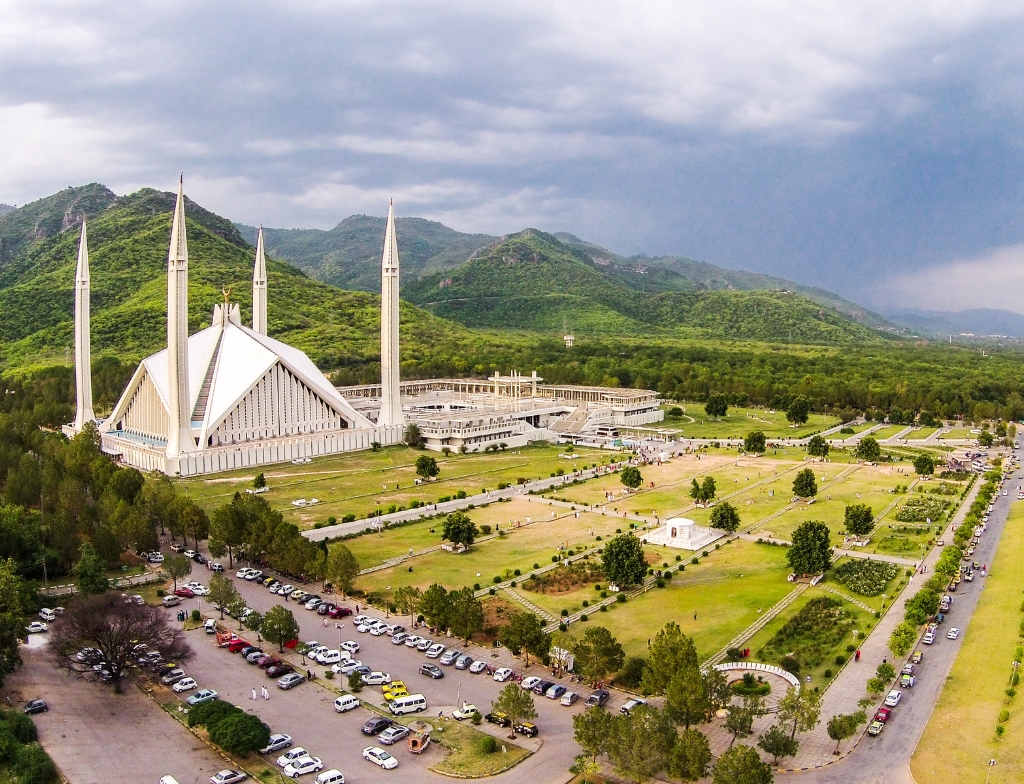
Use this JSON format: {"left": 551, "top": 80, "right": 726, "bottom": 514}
{"left": 277, "top": 672, "right": 306, "bottom": 690}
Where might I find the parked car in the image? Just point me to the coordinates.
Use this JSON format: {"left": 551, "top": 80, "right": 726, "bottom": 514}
{"left": 402, "top": 634, "right": 423, "bottom": 648}
{"left": 187, "top": 689, "right": 219, "bottom": 706}
{"left": 362, "top": 671, "right": 392, "bottom": 686}
{"left": 328, "top": 605, "right": 352, "bottom": 618}
{"left": 515, "top": 722, "right": 539, "bottom": 737}
{"left": 340, "top": 640, "right": 360, "bottom": 653}
{"left": 277, "top": 748, "right": 310, "bottom": 767}
{"left": 245, "top": 570, "right": 263, "bottom": 581}
{"left": 560, "top": 691, "right": 579, "bottom": 706}
{"left": 335, "top": 660, "right": 364, "bottom": 676}
{"left": 532, "top": 679, "right": 555, "bottom": 695}
{"left": 183, "top": 550, "right": 197, "bottom": 559}
{"left": 900, "top": 674, "right": 916, "bottom": 688}
{"left": 317, "top": 603, "right": 336, "bottom": 616}
{"left": 23, "top": 700, "right": 47, "bottom": 715}
{"left": 922, "top": 632, "right": 936, "bottom": 645}
{"left": 453, "top": 702, "right": 479, "bottom": 720}
{"left": 521, "top": 676, "right": 543, "bottom": 691}
{"left": 39, "top": 608, "right": 56, "bottom": 621}
{"left": 545, "top": 684, "right": 567, "bottom": 700}
{"left": 362, "top": 746, "right": 398, "bottom": 770}
{"left": 361, "top": 716, "right": 393, "bottom": 736}
{"left": 378, "top": 725, "right": 410, "bottom": 745}
{"left": 485, "top": 711, "right": 511, "bottom": 727}
{"left": 284, "top": 756, "right": 323, "bottom": 778}
{"left": 278, "top": 585, "right": 294, "bottom": 596}
{"left": 867, "top": 720, "right": 884, "bottom": 737}
{"left": 947, "top": 627, "right": 961, "bottom": 640}
{"left": 246, "top": 650, "right": 266, "bottom": 664}
{"left": 911, "top": 651, "right": 923, "bottom": 664}
{"left": 469, "top": 660, "right": 488, "bottom": 674}
{"left": 318, "top": 650, "right": 345, "bottom": 665}
{"left": 455, "top": 655, "right": 474, "bottom": 670}
{"left": 901, "top": 663, "right": 916, "bottom": 676}
{"left": 161, "top": 668, "right": 187, "bottom": 685}
{"left": 260, "top": 734, "right": 293, "bottom": 754}
{"left": 426, "top": 644, "right": 446, "bottom": 658}
{"left": 439, "top": 649, "right": 461, "bottom": 665}
{"left": 621, "top": 698, "right": 647, "bottom": 715}
{"left": 884, "top": 690, "right": 901, "bottom": 707}
{"left": 415, "top": 638, "right": 433, "bottom": 651}
{"left": 873, "top": 707, "right": 891, "bottom": 723}
{"left": 278, "top": 673, "right": 306, "bottom": 690}
{"left": 586, "top": 689, "right": 610, "bottom": 707}
{"left": 172, "top": 677, "right": 198, "bottom": 693}
{"left": 210, "top": 771, "right": 246, "bottom": 784}
{"left": 25, "top": 622, "right": 47, "bottom": 634}
{"left": 493, "top": 667, "right": 514, "bottom": 682}
{"left": 419, "top": 663, "right": 444, "bottom": 679}
{"left": 266, "top": 663, "right": 294, "bottom": 678}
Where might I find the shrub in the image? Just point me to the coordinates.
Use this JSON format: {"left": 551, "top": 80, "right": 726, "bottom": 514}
{"left": 823, "top": 669, "right": 833, "bottom": 678}
{"left": 0, "top": 710, "right": 38, "bottom": 744}
{"left": 210, "top": 712, "right": 271, "bottom": 756}
{"left": 552, "top": 556, "right": 559, "bottom": 563}
{"left": 191, "top": 609, "right": 201, "bottom": 622}
{"left": 473, "top": 583, "right": 480, "bottom": 590}
{"left": 489, "top": 588, "right": 496, "bottom": 596}
{"left": 513, "top": 569, "right": 521, "bottom": 576}
{"left": 616, "top": 656, "right": 646, "bottom": 688}
{"left": 493, "top": 576, "right": 501, "bottom": 584}
{"left": 0, "top": 730, "right": 16, "bottom": 764}
{"left": 14, "top": 745, "right": 59, "bottom": 784}
{"left": 726, "top": 647, "right": 744, "bottom": 661}
{"left": 834, "top": 655, "right": 846, "bottom": 666}
{"left": 561, "top": 609, "right": 569, "bottom": 617}
{"left": 582, "top": 600, "right": 589, "bottom": 607}
{"left": 188, "top": 700, "right": 240, "bottom": 728}
{"left": 656, "top": 579, "right": 665, "bottom": 588}
{"left": 534, "top": 563, "right": 540, "bottom": 569}
{"left": 599, "top": 605, "right": 607, "bottom": 612}
{"left": 480, "top": 525, "right": 492, "bottom": 535}
{"left": 999, "top": 710, "right": 1010, "bottom": 723}
{"left": 780, "top": 656, "right": 801, "bottom": 675}
{"left": 616, "top": 594, "right": 626, "bottom": 603}
{"left": 580, "top": 613, "right": 589, "bottom": 621}
{"left": 156, "top": 589, "right": 164, "bottom": 597}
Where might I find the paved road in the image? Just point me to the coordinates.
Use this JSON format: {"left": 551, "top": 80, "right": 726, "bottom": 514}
{"left": 787, "top": 469, "right": 1013, "bottom": 782}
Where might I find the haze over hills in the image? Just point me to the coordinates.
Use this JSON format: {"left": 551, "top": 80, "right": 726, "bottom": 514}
{"left": 0, "top": 204, "right": 14, "bottom": 217}
{"left": 882, "top": 308, "right": 1024, "bottom": 340}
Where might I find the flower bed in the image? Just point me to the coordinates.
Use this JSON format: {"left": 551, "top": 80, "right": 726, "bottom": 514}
{"left": 894, "top": 495, "right": 950, "bottom": 522}
{"left": 832, "top": 559, "right": 898, "bottom": 596}
{"left": 757, "top": 597, "right": 853, "bottom": 671}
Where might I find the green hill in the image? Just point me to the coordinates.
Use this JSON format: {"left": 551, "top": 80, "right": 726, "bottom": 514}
{"left": 404, "top": 229, "right": 885, "bottom": 344}
{"left": 236, "top": 215, "right": 495, "bottom": 292}
{"left": 0, "top": 186, "right": 486, "bottom": 386}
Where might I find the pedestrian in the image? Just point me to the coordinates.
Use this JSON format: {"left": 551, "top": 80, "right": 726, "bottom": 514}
{"left": 262, "top": 686, "right": 269, "bottom": 700}
{"left": 324, "top": 617, "right": 328, "bottom": 627}
{"left": 252, "top": 687, "right": 257, "bottom": 700}
{"left": 694, "top": 612, "right": 697, "bottom": 621}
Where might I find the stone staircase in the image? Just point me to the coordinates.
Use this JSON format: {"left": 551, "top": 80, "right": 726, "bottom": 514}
{"left": 503, "top": 588, "right": 557, "bottom": 622}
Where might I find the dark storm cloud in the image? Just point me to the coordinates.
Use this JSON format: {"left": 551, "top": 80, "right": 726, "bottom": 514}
{"left": 3, "top": 0, "right": 1024, "bottom": 309}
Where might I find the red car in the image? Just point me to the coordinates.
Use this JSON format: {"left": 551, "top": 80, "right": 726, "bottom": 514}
{"left": 874, "top": 707, "right": 892, "bottom": 723}
{"left": 227, "top": 639, "right": 250, "bottom": 653}
{"left": 174, "top": 587, "right": 194, "bottom": 598}
{"left": 328, "top": 606, "right": 353, "bottom": 619}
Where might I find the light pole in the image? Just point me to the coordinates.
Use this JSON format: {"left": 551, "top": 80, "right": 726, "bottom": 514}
{"left": 985, "top": 759, "right": 997, "bottom": 784}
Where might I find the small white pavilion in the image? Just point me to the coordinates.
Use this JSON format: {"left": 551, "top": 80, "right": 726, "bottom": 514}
{"left": 642, "top": 517, "right": 725, "bottom": 551}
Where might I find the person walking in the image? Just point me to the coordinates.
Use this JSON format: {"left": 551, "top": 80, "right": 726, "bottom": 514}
{"left": 262, "top": 686, "right": 269, "bottom": 700}
{"left": 252, "top": 687, "right": 257, "bottom": 700}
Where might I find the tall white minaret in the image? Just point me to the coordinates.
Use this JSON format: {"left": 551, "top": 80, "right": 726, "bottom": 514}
{"left": 378, "top": 201, "right": 404, "bottom": 427}
{"left": 72, "top": 221, "right": 95, "bottom": 432}
{"left": 166, "top": 178, "right": 194, "bottom": 456}
{"left": 252, "top": 226, "right": 268, "bottom": 335}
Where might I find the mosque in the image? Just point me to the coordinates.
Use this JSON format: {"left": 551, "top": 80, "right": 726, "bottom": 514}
{"left": 66, "top": 179, "right": 665, "bottom": 476}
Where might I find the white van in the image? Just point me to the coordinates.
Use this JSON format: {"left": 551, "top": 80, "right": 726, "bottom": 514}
{"left": 39, "top": 608, "right": 56, "bottom": 622}
{"left": 315, "top": 771, "right": 346, "bottom": 784}
{"left": 389, "top": 693, "right": 427, "bottom": 715}
{"left": 161, "top": 595, "right": 181, "bottom": 607}
{"left": 334, "top": 694, "right": 360, "bottom": 713}
{"left": 159, "top": 777, "right": 181, "bottom": 784}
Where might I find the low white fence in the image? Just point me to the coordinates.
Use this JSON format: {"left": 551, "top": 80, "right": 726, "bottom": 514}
{"left": 713, "top": 661, "right": 802, "bottom": 689}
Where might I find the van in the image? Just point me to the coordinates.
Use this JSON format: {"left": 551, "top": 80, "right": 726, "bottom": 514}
{"left": 315, "top": 771, "right": 346, "bottom": 784}
{"left": 159, "top": 777, "right": 182, "bottom": 784}
{"left": 203, "top": 619, "right": 217, "bottom": 634}
{"left": 39, "top": 608, "right": 56, "bottom": 622}
{"left": 389, "top": 693, "right": 427, "bottom": 715}
{"left": 334, "top": 694, "right": 360, "bottom": 713}
{"left": 161, "top": 595, "right": 182, "bottom": 607}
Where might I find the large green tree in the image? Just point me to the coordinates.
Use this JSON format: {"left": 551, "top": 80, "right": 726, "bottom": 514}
{"left": 913, "top": 453, "right": 935, "bottom": 476}
{"left": 843, "top": 504, "right": 874, "bottom": 537}
{"left": 573, "top": 706, "right": 615, "bottom": 761}
{"left": 786, "top": 396, "right": 810, "bottom": 425}
{"left": 710, "top": 502, "right": 740, "bottom": 533}
{"left": 792, "top": 468, "right": 817, "bottom": 499}
{"left": 787, "top": 521, "right": 831, "bottom": 575}
{"left": 601, "top": 533, "right": 647, "bottom": 587}
{"left": 826, "top": 711, "right": 866, "bottom": 753}
{"left": 620, "top": 466, "right": 643, "bottom": 489}
{"left": 668, "top": 728, "right": 712, "bottom": 782}
{"left": 208, "top": 573, "right": 240, "bottom": 620}
{"left": 744, "top": 431, "right": 766, "bottom": 453}
{"left": 261, "top": 605, "right": 300, "bottom": 652}
{"left": 641, "top": 622, "right": 698, "bottom": 695}
{"left": 498, "top": 611, "right": 549, "bottom": 665}
{"left": 72, "top": 542, "right": 109, "bottom": 595}
{"left": 807, "top": 434, "right": 829, "bottom": 457}
{"left": 418, "top": 583, "right": 450, "bottom": 630}
{"left": 758, "top": 724, "right": 799, "bottom": 764}
{"left": 442, "top": 512, "right": 479, "bottom": 549}
{"left": 775, "top": 686, "right": 821, "bottom": 742}
{"left": 493, "top": 682, "right": 537, "bottom": 734}
{"left": 855, "top": 436, "right": 881, "bottom": 461}
{"left": 164, "top": 554, "right": 192, "bottom": 591}
{"left": 713, "top": 744, "right": 773, "bottom": 784}
{"left": 666, "top": 662, "right": 707, "bottom": 729}
{"left": 572, "top": 626, "right": 625, "bottom": 685}
{"left": 326, "top": 544, "right": 360, "bottom": 597}
{"left": 608, "top": 706, "right": 677, "bottom": 784}
{"left": 704, "top": 395, "right": 728, "bottom": 419}
{"left": 415, "top": 455, "right": 439, "bottom": 480}
{"left": 0, "top": 558, "right": 32, "bottom": 688}
{"left": 447, "top": 586, "right": 484, "bottom": 642}
{"left": 393, "top": 585, "right": 422, "bottom": 623}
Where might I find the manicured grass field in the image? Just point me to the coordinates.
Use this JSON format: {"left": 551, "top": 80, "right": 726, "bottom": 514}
{"left": 872, "top": 424, "right": 911, "bottom": 440}
{"left": 553, "top": 539, "right": 795, "bottom": 661}
{"left": 180, "top": 443, "right": 607, "bottom": 528}
{"left": 908, "top": 427, "right": 940, "bottom": 440}
{"left": 911, "top": 502, "right": 1024, "bottom": 784}
{"left": 939, "top": 428, "right": 976, "bottom": 440}
{"left": 666, "top": 406, "right": 838, "bottom": 439}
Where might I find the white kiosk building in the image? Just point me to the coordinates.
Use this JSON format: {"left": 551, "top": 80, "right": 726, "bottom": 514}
{"left": 642, "top": 517, "right": 725, "bottom": 551}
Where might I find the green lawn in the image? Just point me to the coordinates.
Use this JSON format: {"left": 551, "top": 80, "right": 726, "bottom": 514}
{"left": 664, "top": 406, "right": 838, "bottom": 439}
{"left": 180, "top": 443, "right": 607, "bottom": 528}
{"left": 911, "top": 501, "right": 1024, "bottom": 784}
{"left": 554, "top": 539, "right": 794, "bottom": 661}
{"left": 872, "top": 424, "right": 910, "bottom": 440}
{"left": 939, "top": 428, "right": 976, "bottom": 439}
{"left": 908, "top": 427, "right": 940, "bottom": 440}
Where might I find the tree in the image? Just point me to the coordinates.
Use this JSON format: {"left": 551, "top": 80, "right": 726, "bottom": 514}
{"left": 913, "top": 454, "right": 935, "bottom": 476}
{"left": 261, "top": 605, "right": 300, "bottom": 652}
{"left": 787, "top": 520, "right": 831, "bottom": 575}
{"left": 758, "top": 723, "right": 799, "bottom": 764}
{"left": 448, "top": 586, "right": 485, "bottom": 642}
{"left": 209, "top": 497, "right": 247, "bottom": 567}
{"left": 493, "top": 682, "right": 537, "bottom": 734}
{"left": 179, "top": 499, "right": 210, "bottom": 550}
{"left": 703, "top": 666, "right": 733, "bottom": 721}
{"left": 50, "top": 592, "right": 192, "bottom": 693}
{"left": 710, "top": 502, "right": 740, "bottom": 533}
{"left": 601, "top": 533, "right": 647, "bottom": 587}
{"left": 393, "top": 585, "right": 422, "bottom": 623}
{"left": 668, "top": 728, "right": 712, "bottom": 782}
{"left": 0, "top": 558, "right": 32, "bottom": 688}
{"left": 419, "top": 583, "right": 450, "bottom": 630}
{"left": 573, "top": 706, "right": 615, "bottom": 761}
{"left": 666, "top": 663, "right": 707, "bottom": 729}
{"left": 826, "top": 711, "right": 865, "bottom": 753}
{"left": 415, "top": 455, "right": 439, "bottom": 480}
{"left": 620, "top": 465, "right": 643, "bottom": 489}
{"left": 786, "top": 396, "right": 810, "bottom": 425}
{"left": 442, "top": 512, "right": 479, "bottom": 549}
{"left": 792, "top": 468, "right": 817, "bottom": 499}
{"left": 978, "top": 430, "right": 995, "bottom": 447}
{"left": 888, "top": 621, "right": 918, "bottom": 658}
{"left": 855, "top": 436, "right": 881, "bottom": 461}
{"left": 641, "top": 622, "right": 698, "bottom": 695}
{"left": 843, "top": 504, "right": 874, "bottom": 537}
{"left": 253, "top": 472, "right": 266, "bottom": 489}
{"left": 875, "top": 662, "right": 896, "bottom": 682}
{"left": 607, "top": 706, "right": 677, "bottom": 784}
{"left": 208, "top": 573, "right": 240, "bottom": 620}
{"left": 713, "top": 744, "right": 773, "bottom": 784}
{"left": 775, "top": 686, "right": 821, "bottom": 742}
{"left": 807, "top": 434, "right": 829, "bottom": 457}
{"left": 573, "top": 626, "right": 625, "bottom": 685}
{"left": 72, "top": 542, "right": 109, "bottom": 595}
{"left": 689, "top": 475, "right": 717, "bottom": 504}
{"left": 498, "top": 611, "right": 549, "bottom": 665}
{"left": 209, "top": 712, "right": 271, "bottom": 756}
{"left": 164, "top": 554, "right": 192, "bottom": 591}
{"left": 744, "top": 431, "right": 766, "bottom": 454}
{"left": 326, "top": 544, "right": 360, "bottom": 597}
{"left": 404, "top": 423, "right": 424, "bottom": 449}
{"left": 704, "top": 394, "right": 728, "bottom": 419}
{"left": 725, "top": 695, "right": 766, "bottom": 747}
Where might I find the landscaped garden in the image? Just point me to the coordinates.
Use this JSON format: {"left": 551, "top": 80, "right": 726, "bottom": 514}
{"left": 662, "top": 405, "right": 839, "bottom": 439}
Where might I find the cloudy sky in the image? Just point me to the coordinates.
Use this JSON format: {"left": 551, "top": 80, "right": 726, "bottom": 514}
{"left": 3, "top": 0, "right": 1024, "bottom": 313}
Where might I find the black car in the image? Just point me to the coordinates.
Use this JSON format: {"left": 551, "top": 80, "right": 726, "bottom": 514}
{"left": 266, "top": 663, "right": 294, "bottom": 678}
{"left": 239, "top": 646, "right": 261, "bottom": 658}
{"left": 419, "top": 663, "right": 444, "bottom": 679}
{"left": 532, "top": 679, "right": 555, "bottom": 695}
{"left": 484, "top": 711, "right": 511, "bottom": 727}
{"left": 361, "top": 716, "right": 393, "bottom": 735}
{"left": 192, "top": 553, "right": 206, "bottom": 565}
{"left": 24, "top": 700, "right": 47, "bottom": 715}
{"left": 585, "top": 689, "right": 610, "bottom": 707}
{"left": 514, "top": 722, "right": 539, "bottom": 738}
{"left": 316, "top": 603, "right": 336, "bottom": 616}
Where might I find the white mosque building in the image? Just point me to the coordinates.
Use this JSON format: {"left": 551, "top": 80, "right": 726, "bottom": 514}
{"left": 66, "top": 179, "right": 404, "bottom": 476}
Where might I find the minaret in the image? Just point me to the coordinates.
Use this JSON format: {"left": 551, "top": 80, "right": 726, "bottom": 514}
{"left": 378, "top": 201, "right": 404, "bottom": 427}
{"left": 166, "top": 178, "right": 194, "bottom": 456}
{"left": 72, "top": 221, "right": 95, "bottom": 431}
{"left": 252, "top": 227, "right": 268, "bottom": 335}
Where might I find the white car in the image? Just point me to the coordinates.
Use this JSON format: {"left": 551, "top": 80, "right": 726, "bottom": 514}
{"left": 922, "top": 632, "right": 936, "bottom": 645}
{"left": 340, "top": 640, "right": 360, "bottom": 654}
{"left": 362, "top": 671, "right": 392, "bottom": 685}
{"left": 560, "top": 691, "right": 579, "bottom": 706}
{"left": 362, "top": 746, "right": 398, "bottom": 770}
{"left": 25, "top": 622, "right": 47, "bottom": 634}
{"left": 415, "top": 638, "right": 433, "bottom": 651}
{"left": 284, "top": 757, "right": 323, "bottom": 778}
{"left": 277, "top": 748, "right": 311, "bottom": 767}
{"left": 356, "top": 622, "right": 375, "bottom": 633}
{"left": 453, "top": 702, "right": 479, "bottom": 720}
{"left": 521, "top": 676, "right": 543, "bottom": 690}
{"left": 425, "top": 643, "right": 446, "bottom": 658}
{"left": 186, "top": 583, "right": 210, "bottom": 596}
{"left": 370, "top": 624, "right": 391, "bottom": 636}
{"left": 278, "top": 585, "right": 294, "bottom": 595}
{"left": 318, "top": 650, "right": 345, "bottom": 665}
{"left": 884, "top": 690, "right": 902, "bottom": 707}
{"left": 172, "top": 677, "right": 198, "bottom": 692}
{"left": 469, "top": 660, "right": 488, "bottom": 674}
{"left": 183, "top": 550, "right": 197, "bottom": 559}
{"left": 352, "top": 615, "right": 372, "bottom": 625}
{"left": 403, "top": 635, "right": 424, "bottom": 648}
{"left": 261, "top": 733, "right": 293, "bottom": 754}
{"left": 235, "top": 567, "right": 253, "bottom": 579}
{"left": 307, "top": 646, "right": 330, "bottom": 661}
{"left": 210, "top": 771, "right": 246, "bottom": 784}
{"left": 493, "top": 668, "right": 514, "bottom": 682}
{"left": 336, "top": 660, "right": 365, "bottom": 676}
{"left": 947, "top": 627, "right": 961, "bottom": 640}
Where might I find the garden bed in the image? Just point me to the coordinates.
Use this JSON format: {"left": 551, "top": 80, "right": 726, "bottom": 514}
{"left": 756, "top": 596, "right": 854, "bottom": 672}
{"left": 521, "top": 561, "right": 604, "bottom": 595}
{"left": 831, "top": 559, "right": 898, "bottom": 596}
{"left": 428, "top": 718, "right": 531, "bottom": 777}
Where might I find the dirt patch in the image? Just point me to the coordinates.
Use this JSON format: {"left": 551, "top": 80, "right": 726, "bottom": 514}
{"left": 472, "top": 596, "right": 520, "bottom": 644}
{"left": 522, "top": 561, "right": 604, "bottom": 595}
